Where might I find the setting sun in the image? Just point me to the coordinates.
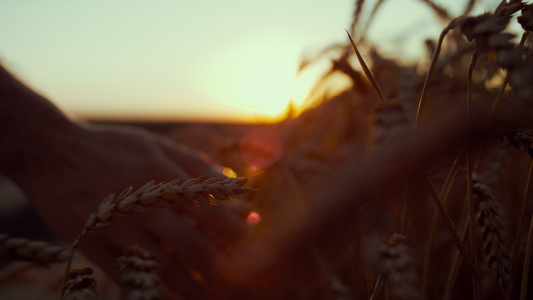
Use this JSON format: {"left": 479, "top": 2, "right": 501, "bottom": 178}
{"left": 193, "top": 31, "right": 327, "bottom": 122}
{"left": 235, "top": 56, "right": 295, "bottom": 119}
{"left": 194, "top": 31, "right": 313, "bottom": 122}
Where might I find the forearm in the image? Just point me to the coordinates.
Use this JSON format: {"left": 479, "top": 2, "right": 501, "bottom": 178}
{"left": 0, "top": 64, "right": 81, "bottom": 183}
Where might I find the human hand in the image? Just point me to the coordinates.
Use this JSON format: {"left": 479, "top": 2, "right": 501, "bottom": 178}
{"left": 12, "top": 121, "right": 254, "bottom": 299}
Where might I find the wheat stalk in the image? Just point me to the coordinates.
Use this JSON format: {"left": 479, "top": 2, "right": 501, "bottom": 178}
{"left": 454, "top": 5, "right": 525, "bottom": 298}
{"left": 63, "top": 267, "right": 97, "bottom": 300}
{"left": 504, "top": 160, "right": 533, "bottom": 300}
{"left": 421, "top": 170, "right": 479, "bottom": 277}
{"left": 351, "top": 0, "right": 365, "bottom": 34}
{"left": 415, "top": 16, "right": 465, "bottom": 129}
{"left": 420, "top": 0, "right": 453, "bottom": 23}
{"left": 466, "top": 43, "right": 482, "bottom": 300}
{"left": 346, "top": 30, "right": 387, "bottom": 104}
{"left": 520, "top": 161, "right": 533, "bottom": 300}
{"left": 116, "top": 245, "right": 161, "bottom": 300}
{"left": 0, "top": 233, "right": 69, "bottom": 266}
{"left": 361, "top": 0, "right": 384, "bottom": 33}
{"left": 421, "top": 148, "right": 463, "bottom": 298}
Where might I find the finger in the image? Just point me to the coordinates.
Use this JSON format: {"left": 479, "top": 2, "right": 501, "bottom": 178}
{"left": 212, "top": 237, "right": 285, "bottom": 287}
{"left": 156, "top": 138, "right": 223, "bottom": 178}
{"left": 221, "top": 199, "right": 252, "bottom": 221}
{"left": 80, "top": 211, "right": 216, "bottom": 299}
{"left": 149, "top": 163, "right": 190, "bottom": 184}
{"left": 159, "top": 286, "right": 184, "bottom": 300}
{"left": 146, "top": 210, "right": 225, "bottom": 299}
{"left": 177, "top": 203, "right": 250, "bottom": 249}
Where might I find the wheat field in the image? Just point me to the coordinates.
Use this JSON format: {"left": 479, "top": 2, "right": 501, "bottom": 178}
{"left": 1, "top": 1, "right": 533, "bottom": 299}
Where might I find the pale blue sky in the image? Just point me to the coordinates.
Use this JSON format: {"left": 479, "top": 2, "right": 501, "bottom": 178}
{"left": 0, "top": 0, "right": 500, "bottom": 122}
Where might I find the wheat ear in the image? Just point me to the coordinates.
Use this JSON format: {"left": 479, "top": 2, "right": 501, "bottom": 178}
{"left": 377, "top": 234, "right": 421, "bottom": 300}
{"left": 63, "top": 267, "right": 97, "bottom": 300}
{"left": 82, "top": 177, "right": 251, "bottom": 238}
{"left": 0, "top": 233, "right": 69, "bottom": 265}
{"left": 61, "top": 177, "right": 253, "bottom": 299}
{"left": 473, "top": 173, "right": 511, "bottom": 293}
{"left": 501, "top": 128, "right": 533, "bottom": 160}
{"left": 415, "top": 16, "right": 466, "bottom": 129}
{"left": 117, "top": 245, "right": 161, "bottom": 300}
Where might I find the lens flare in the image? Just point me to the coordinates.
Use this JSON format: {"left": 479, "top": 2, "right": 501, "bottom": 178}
{"left": 246, "top": 211, "right": 261, "bottom": 226}
{"left": 222, "top": 167, "right": 237, "bottom": 178}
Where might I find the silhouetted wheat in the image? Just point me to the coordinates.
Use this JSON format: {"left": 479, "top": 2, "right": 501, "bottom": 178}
{"left": 375, "top": 234, "right": 421, "bottom": 300}
{"left": 63, "top": 267, "right": 97, "bottom": 300}
{"left": 61, "top": 177, "right": 253, "bottom": 299}
{"left": 473, "top": 173, "right": 511, "bottom": 292}
{"left": 3, "top": 1, "right": 533, "bottom": 300}
{"left": 0, "top": 233, "right": 69, "bottom": 266}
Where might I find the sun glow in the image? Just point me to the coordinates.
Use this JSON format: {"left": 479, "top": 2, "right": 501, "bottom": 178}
{"left": 235, "top": 60, "right": 322, "bottom": 121}
{"left": 237, "top": 56, "right": 295, "bottom": 119}
{"left": 196, "top": 32, "right": 321, "bottom": 122}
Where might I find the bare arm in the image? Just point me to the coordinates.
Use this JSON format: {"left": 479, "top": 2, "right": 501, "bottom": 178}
{"left": 0, "top": 64, "right": 78, "bottom": 177}
{"left": 0, "top": 64, "right": 253, "bottom": 299}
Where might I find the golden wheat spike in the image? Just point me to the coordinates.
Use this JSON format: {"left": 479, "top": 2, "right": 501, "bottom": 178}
{"left": 81, "top": 177, "right": 253, "bottom": 237}
{"left": 61, "top": 176, "right": 254, "bottom": 298}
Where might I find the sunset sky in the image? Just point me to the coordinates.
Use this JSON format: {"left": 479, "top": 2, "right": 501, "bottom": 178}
{"left": 0, "top": 0, "right": 500, "bottom": 122}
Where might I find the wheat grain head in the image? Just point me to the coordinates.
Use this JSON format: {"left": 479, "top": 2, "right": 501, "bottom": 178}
{"left": 80, "top": 177, "right": 253, "bottom": 238}
{"left": 376, "top": 234, "right": 421, "bottom": 300}
{"left": 116, "top": 245, "right": 161, "bottom": 300}
{"left": 0, "top": 233, "right": 69, "bottom": 266}
{"left": 473, "top": 173, "right": 511, "bottom": 292}
{"left": 63, "top": 267, "right": 97, "bottom": 300}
